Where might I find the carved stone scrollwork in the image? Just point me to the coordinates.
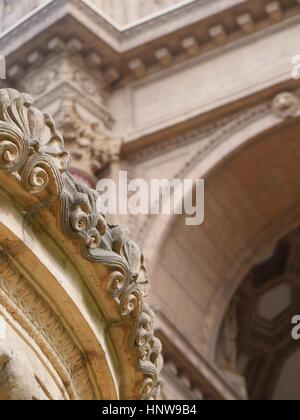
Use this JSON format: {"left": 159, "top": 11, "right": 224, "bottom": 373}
{"left": 110, "top": 225, "right": 163, "bottom": 399}
{"left": 0, "top": 88, "right": 162, "bottom": 400}
{"left": 0, "top": 89, "right": 71, "bottom": 194}
{"left": 61, "top": 172, "right": 108, "bottom": 251}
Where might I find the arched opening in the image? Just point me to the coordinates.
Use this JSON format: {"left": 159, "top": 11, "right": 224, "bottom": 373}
{"left": 217, "top": 226, "right": 300, "bottom": 400}
{"left": 151, "top": 117, "right": 300, "bottom": 395}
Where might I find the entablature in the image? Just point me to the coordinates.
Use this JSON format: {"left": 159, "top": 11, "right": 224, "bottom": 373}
{"left": 1, "top": 0, "right": 300, "bottom": 89}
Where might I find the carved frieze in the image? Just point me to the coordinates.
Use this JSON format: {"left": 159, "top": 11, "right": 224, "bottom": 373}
{"left": 19, "top": 53, "right": 110, "bottom": 124}
{"left": 16, "top": 52, "right": 119, "bottom": 184}
{"left": 14, "top": 50, "right": 122, "bottom": 186}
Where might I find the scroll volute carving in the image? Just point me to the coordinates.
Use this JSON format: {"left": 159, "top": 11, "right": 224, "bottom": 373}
{"left": 0, "top": 89, "right": 71, "bottom": 195}
{"left": 111, "top": 225, "right": 163, "bottom": 399}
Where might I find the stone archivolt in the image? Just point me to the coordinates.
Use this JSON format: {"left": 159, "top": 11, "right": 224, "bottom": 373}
{"left": 0, "top": 88, "right": 162, "bottom": 400}
{"left": 0, "top": 253, "right": 94, "bottom": 400}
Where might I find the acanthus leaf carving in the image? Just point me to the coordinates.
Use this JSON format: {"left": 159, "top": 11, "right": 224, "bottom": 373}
{"left": 0, "top": 89, "right": 71, "bottom": 193}
{"left": 54, "top": 97, "right": 122, "bottom": 179}
{"left": 110, "top": 225, "right": 163, "bottom": 399}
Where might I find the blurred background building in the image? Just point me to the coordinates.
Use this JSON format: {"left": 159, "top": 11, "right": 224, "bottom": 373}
{"left": 1, "top": 0, "right": 300, "bottom": 400}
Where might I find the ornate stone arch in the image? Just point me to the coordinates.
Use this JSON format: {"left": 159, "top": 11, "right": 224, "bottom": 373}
{"left": 0, "top": 88, "right": 162, "bottom": 400}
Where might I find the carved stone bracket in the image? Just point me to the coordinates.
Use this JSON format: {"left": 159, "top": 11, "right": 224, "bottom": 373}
{"left": 0, "top": 88, "right": 162, "bottom": 400}
{"left": 55, "top": 97, "right": 122, "bottom": 181}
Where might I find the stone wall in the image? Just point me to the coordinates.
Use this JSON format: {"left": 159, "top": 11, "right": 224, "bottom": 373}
{"left": 90, "top": 0, "right": 188, "bottom": 24}
{"left": 0, "top": 0, "right": 44, "bottom": 32}
{"left": 0, "top": 0, "right": 191, "bottom": 30}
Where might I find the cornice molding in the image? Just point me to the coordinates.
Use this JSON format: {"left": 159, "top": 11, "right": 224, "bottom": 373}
{"left": 172, "top": 90, "right": 300, "bottom": 182}
{"left": 0, "top": 0, "right": 238, "bottom": 43}
{"left": 132, "top": 90, "right": 300, "bottom": 244}
{"left": 1, "top": 0, "right": 300, "bottom": 88}
{"left": 0, "top": 88, "right": 162, "bottom": 400}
